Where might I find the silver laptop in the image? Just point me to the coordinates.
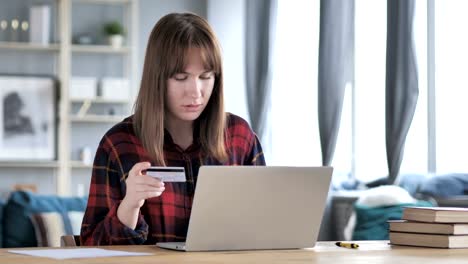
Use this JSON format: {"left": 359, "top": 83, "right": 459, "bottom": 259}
{"left": 156, "top": 166, "right": 333, "bottom": 251}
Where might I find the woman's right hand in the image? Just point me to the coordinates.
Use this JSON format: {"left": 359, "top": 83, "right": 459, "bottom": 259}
{"left": 121, "top": 162, "right": 166, "bottom": 209}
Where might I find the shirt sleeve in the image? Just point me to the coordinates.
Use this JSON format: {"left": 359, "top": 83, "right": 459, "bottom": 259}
{"left": 245, "top": 134, "right": 266, "bottom": 165}
{"left": 80, "top": 135, "right": 149, "bottom": 245}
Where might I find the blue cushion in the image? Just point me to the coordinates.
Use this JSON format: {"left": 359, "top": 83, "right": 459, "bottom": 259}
{"left": 0, "top": 198, "right": 5, "bottom": 247}
{"left": 3, "top": 191, "right": 87, "bottom": 248}
{"left": 419, "top": 173, "right": 468, "bottom": 197}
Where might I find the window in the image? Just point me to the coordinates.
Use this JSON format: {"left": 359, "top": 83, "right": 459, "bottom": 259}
{"left": 270, "top": 0, "right": 455, "bottom": 184}
{"left": 269, "top": 0, "right": 321, "bottom": 167}
{"left": 351, "top": 0, "right": 426, "bottom": 181}
{"left": 434, "top": 0, "right": 468, "bottom": 173}
{"left": 347, "top": 0, "right": 429, "bottom": 181}
{"left": 352, "top": 0, "right": 388, "bottom": 182}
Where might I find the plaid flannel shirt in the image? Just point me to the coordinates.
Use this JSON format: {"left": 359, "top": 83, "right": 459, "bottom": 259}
{"left": 80, "top": 113, "right": 265, "bottom": 245}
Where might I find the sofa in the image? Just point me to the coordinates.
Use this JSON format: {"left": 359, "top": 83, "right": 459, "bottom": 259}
{"left": 326, "top": 176, "right": 468, "bottom": 241}
{"left": 0, "top": 191, "right": 87, "bottom": 248}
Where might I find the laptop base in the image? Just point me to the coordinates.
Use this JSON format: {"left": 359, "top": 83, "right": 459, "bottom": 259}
{"left": 156, "top": 242, "right": 187, "bottom": 251}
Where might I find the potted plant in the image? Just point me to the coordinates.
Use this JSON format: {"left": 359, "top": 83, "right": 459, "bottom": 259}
{"left": 103, "top": 21, "right": 124, "bottom": 48}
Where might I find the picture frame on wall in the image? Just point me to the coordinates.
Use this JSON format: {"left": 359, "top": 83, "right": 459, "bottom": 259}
{"left": 0, "top": 75, "right": 57, "bottom": 161}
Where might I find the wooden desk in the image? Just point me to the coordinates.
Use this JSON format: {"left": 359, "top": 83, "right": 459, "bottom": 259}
{"left": 1, "top": 241, "right": 468, "bottom": 264}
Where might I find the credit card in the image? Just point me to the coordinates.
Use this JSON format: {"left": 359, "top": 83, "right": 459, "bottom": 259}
{"left": 145, "top": 166, "right": 186, "bottom": 182}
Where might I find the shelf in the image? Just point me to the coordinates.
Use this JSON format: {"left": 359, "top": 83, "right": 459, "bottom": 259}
{"left": 72, "top": 0, "right": 131, "bottom": 5}
{"left": 0, "top": 41, "right": 60, "bottom": 51}
{"left": 0, "top": 161, "right": 59, "bottom": 168}
{"left": 70, "top": 160, "right": 92, "bottom": 169}
{"left": 72, "top": 44, "right": 129, "bottom": 54}
{"left": 70, "top": 97, "right": 129, "bottom": 104}
{"left": 70, "top": 114, "right": 126, "bottom": 123}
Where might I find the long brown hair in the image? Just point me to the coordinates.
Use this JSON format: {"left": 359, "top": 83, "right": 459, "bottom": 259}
{"left": 134, "top": 13, "right": 227, "bottom": 165}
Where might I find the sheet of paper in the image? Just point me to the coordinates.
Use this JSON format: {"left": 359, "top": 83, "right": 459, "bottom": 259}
{"left": 8, "top": 248, "right": 153, "bottom": 260}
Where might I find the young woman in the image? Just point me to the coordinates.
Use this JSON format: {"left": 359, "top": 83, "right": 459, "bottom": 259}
{"left": 80, "top": 13, "right": 265, "bottom": 245}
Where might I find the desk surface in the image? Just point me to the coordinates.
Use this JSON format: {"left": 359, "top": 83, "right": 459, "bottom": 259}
{"left": 1, "top": 241, "right": 468, "bottom": 264}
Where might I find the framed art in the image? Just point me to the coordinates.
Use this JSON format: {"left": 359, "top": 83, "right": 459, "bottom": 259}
{"left": 0, "top": 75, "right": 57, "bottom": 160}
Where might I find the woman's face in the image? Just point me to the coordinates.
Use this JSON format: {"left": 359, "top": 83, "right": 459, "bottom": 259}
{"left": 165, "top": 47, "right": 215, "bottom": 125}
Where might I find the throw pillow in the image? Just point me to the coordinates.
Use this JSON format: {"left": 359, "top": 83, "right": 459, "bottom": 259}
{"left": 352, "top": 200, "right": 433, "bottom": 240}
{"left": 0, "top": 198, "right": 5, "bottom": 247}
{"left": 30, "top": 212, "right": 65, "bottom": 247}
{"left": 69, "top": 211, "right": 85, "bottom": 235}
{"left": 30, "top": 211, "right": 84, "bottom": 247}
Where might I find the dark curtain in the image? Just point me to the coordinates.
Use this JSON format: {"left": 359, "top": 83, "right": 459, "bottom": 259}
{"left": 317, "top": 0, "right": 354, "bottom": 242}
{"left": 318, "top": 0, "right": 355, "bottom": 166}
{"left": 245, "top": 0, "right": 277, "bottom": 140}
{"left": 386, "top": 0, "right": 419, "bottom": 184}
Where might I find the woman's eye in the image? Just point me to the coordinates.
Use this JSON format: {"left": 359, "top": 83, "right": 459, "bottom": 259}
{"left": 200, "top": 73, "right": 213, "bottom": 80}
{"left": 174, "top": 75, "right": 187, "bottom": 81}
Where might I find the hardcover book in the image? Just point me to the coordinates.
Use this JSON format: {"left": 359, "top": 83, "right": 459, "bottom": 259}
{"left": 389, "top": 231, "right": 468, "bottom": 248}
{"left": 402, "top": 207, "right": 468, "bottom": 223}
{"left": 388, "top": 220, "right": 468, "bottom": 235}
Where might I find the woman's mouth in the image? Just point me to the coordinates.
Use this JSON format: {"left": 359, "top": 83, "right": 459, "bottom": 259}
{"left": 183, "top": 104, "right": 202, "bottom": 112}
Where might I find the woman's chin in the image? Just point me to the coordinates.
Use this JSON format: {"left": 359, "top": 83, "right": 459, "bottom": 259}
{"left": 177, "top": 112, "right": 203, "bottom": 122}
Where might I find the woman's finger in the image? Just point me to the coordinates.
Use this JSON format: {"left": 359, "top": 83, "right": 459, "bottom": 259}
{"left": 140, "top": 190, "right": 165, "bottom": 199}
{"left": 133, "top": 176, "right": 164, "bottom": 186}
{"left": 135, "top": 186, "right": 165, "bottom": 193}
{"left": 129, "top": 162, "right": 151, "bottom": 177}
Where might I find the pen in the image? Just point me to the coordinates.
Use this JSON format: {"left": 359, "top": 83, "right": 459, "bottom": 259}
{"left": 335, "top": 241, "right": 359, "bottom": 249}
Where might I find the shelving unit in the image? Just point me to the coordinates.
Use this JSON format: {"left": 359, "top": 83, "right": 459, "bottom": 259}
{"left": 71, "top": 44, "right": 130, "bottom": 53}
{"left": 73, "top": 0, "right": 131, "bottom": 4}
{"left": 70, "top": 160, "right": 92, "bottom": 169}
{"left": 70, "top": 114, "right": 126, "bottom": 123}
{"left": 0, "top": 161, "right": 60, "bottom": 168}
{"left": 70, "top": 97, "right": 128, "bottom": 104}
{"left": 0, "top": 0, "right": 138, "bottom": 195}
{"left": 0, "top": 41, "right": 60, "bottom": 51}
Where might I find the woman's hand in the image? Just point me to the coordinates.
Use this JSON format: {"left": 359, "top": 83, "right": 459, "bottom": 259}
{"left": 122, "top": 162, "right": 166, "bottom": 209}
{"left": 117, "top": 162, "right": 165, "bottom": 229}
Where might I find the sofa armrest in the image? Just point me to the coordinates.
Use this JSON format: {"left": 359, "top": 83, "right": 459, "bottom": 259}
{"left": 435, "top": 196, "right": 468, "bottom": 208}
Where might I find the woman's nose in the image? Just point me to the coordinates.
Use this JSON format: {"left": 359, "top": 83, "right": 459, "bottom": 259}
{"left": 186, "top": 78, "right": 202, "bottom": 98}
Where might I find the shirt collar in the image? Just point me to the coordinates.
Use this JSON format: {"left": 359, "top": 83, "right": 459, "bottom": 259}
{"left": 163, "top": 124, "right": 201, "bottom": 153}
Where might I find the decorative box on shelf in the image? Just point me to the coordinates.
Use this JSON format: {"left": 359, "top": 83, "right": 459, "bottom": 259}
{"left": 70, "top": 77, "right": 97, "bottom": 100}
{"left": 29, "top": 5, "right": 51, "bottom": 45}
{"left": 100, "top": 77, "right": 129, "bottom": 100}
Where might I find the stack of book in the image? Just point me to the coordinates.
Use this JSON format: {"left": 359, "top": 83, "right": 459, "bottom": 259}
{"left": 389, "top": 206, "right": 468, "bottom": 248}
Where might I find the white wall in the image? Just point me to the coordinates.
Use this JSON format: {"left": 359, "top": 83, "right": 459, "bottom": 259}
{"left": 138, "top": 0, "right": 207, "bottom": 85}
{"left": 207, "top": 0, "right": 250, "bottom": 122}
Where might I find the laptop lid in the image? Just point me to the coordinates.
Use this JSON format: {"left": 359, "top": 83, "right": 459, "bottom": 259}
{"left": 184, "top": 166, "right": 333, "bottom": 251}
